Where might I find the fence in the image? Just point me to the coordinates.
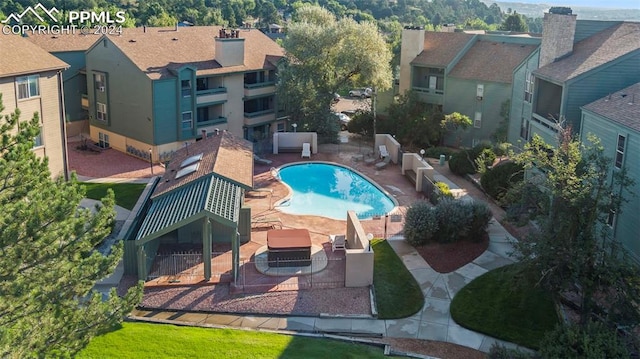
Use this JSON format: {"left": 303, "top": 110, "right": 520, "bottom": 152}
{"left": 235, "top": 256, "right": 345, "bottom": 293}
{"left": 147, "top": 250, "right": 231, "bottom": 282}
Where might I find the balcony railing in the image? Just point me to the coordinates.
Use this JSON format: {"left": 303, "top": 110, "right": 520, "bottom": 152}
{"left": 412, "top": 86, "right": 444, "bottom": 95}
{"left": 196, "top": 87, "right": 227, "bottom": 105}
{"left": 196, "top": 117, "right": 227, "bottom": 127}
{"left": 244, "top": 82, "right": 276, "bottom": 98}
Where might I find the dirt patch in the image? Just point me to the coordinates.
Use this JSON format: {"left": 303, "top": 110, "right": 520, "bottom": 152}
{"left": 382, "top": 338, "right": 487, "bottom": 359}
{"left": 413, "top": 234, "right": 489, "bottom": 273}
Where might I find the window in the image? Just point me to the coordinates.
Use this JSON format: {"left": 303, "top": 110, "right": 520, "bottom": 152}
{"left": 94, "top": 73, "right": 105, "bottom": 92}
{"left": 524, "top": 70, "right": 534, "bottom": 103}
{"left": 615, "top": 134, "right": 626, "bottom": 169}
{"left": 16, "top": 75, "right": 39, "bottom": 99}
{"left": 33, "top": 127, "right": 43, "bottom": 148}
{"left": 196, "top": 78, "right": 208, "bottom": 91}
{"left": 98, "top": 132, "right": 110, "bottom": 148}
{"left": 476, "top": 84, "right": 484, "bottom": 99}
{"left": 277, "top": 123, "right": 285, "bottom": 132}
{"left": 181, "top": 111, "right": 193, "bottom": 130}
{"left": 428, "top": 76, "right": 437, "bottom": 89}
{"left": 181, "top": 80, "right": 191, "bottom": 97}
{"left": 96, "top": 102, "right": 107, "bottom": 121}
{"left": 607, "top": 208, "right": 616, "bottom": 228}
{"left": 474, "top": 112, "right": 482, "bottom": 128}
{"left": 520, "top": 117, "right": 529, "bottom": 140}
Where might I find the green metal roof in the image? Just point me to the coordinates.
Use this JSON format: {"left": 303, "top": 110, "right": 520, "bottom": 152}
{"left": 135, "top": 175, "right": 242, "bottom": 243}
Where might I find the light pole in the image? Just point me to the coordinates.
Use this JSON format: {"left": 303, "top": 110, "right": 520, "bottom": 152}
{"left": 292, "top": 123, "right": 297, "bottom": 133}
{"left": 420, "top": 149, "right": 425, "bottom": 160}
{"left": 148, "top": 148, "right": 154, "bottom": 175}
{"left": 372, "top": 86, "right": 377, "bottom": 153}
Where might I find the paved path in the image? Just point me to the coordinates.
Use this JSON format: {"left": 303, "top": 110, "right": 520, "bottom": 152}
{"left": 128, "top": 216, "right": 528, "bottom": 354}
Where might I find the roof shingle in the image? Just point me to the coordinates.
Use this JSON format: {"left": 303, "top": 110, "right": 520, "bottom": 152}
{"left": 25, "top": 32, "right": 102, "bottom": 52}
{"left": 104, "top": 26, "right": 284, "bottom": 79}
{"left": 535, "top": 22, "right": 640, "bottom": 83}
{"left": 449, "top": 39, "right": 538, "bottom": 83}
{"left": 152, "top": 130, "right": 253, "bottom": 198}
{"left": 411, "top": 32, "right": 474, "bottom": 67}
{"left": 582, "top": 82, "right": 640, "bottom": 132}
{"left": 0, "top": 34, "right": 68, "bottom": 77}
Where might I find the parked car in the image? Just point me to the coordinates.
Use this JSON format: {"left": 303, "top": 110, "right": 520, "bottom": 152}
{"left": 348, "top": 88, "right": 372, "bottom": 98}
{"left": 333, "top": 112, "right": 351, "bottom": 130}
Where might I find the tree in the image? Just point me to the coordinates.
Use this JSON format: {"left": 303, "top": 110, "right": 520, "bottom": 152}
{"left": 278, "top": 4, "right": 392, "bottom": 142}
{"left": 509, "top": 129, "right": 640, "bottom": 327}
{"left": 500, "top": 11, "right": 528, "bottom": 32}
{"left": 383, "top": 90, "right": 442, "bottom": 148}
{"left": 0, "top": 95, "right": 142, "bottom": 357}
{"left": 441, "top": 111, "right": 472, "bottom": 146}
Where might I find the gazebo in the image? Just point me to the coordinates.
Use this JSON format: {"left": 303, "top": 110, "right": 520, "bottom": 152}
{"left": 123, "top": 131, "right": 254, "bottom": 282}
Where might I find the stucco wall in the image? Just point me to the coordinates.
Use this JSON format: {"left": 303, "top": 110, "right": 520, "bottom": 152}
{"left": 345, "top": 211, "right": 374, "bottom": 287}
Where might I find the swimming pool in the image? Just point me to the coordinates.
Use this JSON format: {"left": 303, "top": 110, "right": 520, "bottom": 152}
{"left": 274, "top": 162, "right": 396, "bottom": 220}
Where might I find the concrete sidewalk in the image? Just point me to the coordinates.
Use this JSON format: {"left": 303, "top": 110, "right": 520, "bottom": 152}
{"left": 128, "top": 217, "right": 528, "bottom": 354}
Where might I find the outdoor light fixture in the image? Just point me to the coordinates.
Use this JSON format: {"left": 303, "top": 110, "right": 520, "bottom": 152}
{"left": 149, "top": 148, "right": 153, "bottom": 175}
{"left": 292, "top": 123, "right": 297, "bottom": 133}
{"left": 420, "top": 149, "right": 425, "bottom": 159}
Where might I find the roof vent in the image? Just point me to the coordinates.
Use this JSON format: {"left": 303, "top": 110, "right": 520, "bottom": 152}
{"left": 129, "top": 39, "right": 136, "bottom": 43}
{"left": 172, "top": 38, "right": 178, "bottom": 41}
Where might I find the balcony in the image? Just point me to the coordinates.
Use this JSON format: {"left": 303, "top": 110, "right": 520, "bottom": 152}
{"left": 81, "top": 94, "right": 89, "bottom": 109}
{"left": 244, "top": 82, "right": 276, "bottom": 98}
{"left": 196, "top": 87, "right": 227, "bottom": 105}
{"left": 412, "top": 87, "right": 444, "bottom": 105}
{"left": 244, "top": 110, "right": 275, "bottom": 126}
{"left": 196, "top": 116, "right": 227, "bottom": 127}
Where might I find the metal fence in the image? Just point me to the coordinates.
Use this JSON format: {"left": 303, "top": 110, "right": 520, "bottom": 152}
{"left": 147, "top": 250, "right": 230, "bottom": 281}
{"left": 235, "top": 256, "right": 345, "bottom": 293}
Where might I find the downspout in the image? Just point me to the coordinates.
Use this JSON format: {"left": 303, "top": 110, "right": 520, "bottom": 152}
{"left": 58, "top": 70, "right": 70, "bottom": 181}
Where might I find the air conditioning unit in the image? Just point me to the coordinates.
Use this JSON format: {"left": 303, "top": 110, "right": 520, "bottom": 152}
{"left": 98, "top": 86, "right": 105, "bottom": 92}
{"left": 476, "top": 96, "right": 483, "bottom": 101}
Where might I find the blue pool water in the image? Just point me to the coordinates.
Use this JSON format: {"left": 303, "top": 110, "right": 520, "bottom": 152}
{"left": 275, "top": 163, "right": 396, "bottom": 220}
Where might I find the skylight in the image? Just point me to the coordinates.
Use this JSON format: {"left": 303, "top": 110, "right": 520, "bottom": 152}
{"left": 180, "top": 153, "right": 203, "bottom": 168}
{"left": 175, "top": 163, "right": 200, "bottom": 179}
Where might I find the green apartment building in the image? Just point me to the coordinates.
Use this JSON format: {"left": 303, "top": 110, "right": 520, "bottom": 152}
{"left": 581, "top": 83, "right": 640, "bottom": 263}
{"left": 507, "top": 11, "right": 640, "bottom": 147}
{"left": 399, "top": 28, "right": 539, "bottom": 147}
{"left": 83, "top": 26, "right": 284, "bottom": 163}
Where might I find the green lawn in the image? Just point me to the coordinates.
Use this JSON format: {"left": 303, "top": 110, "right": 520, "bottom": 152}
{"left": 450, "top": 263, "right": 559, "bottom": 349}
{"left": 81, "top": 182, "right": 146, "bottom": 211}
{"left": 78, "top": 322, "right": 394, "bottom": 359}
{"left": 371, "top": 239, "right": 424, "bottom": 319}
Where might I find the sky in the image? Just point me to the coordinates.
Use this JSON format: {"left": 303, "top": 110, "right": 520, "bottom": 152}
{"left": 510, "top": 0, "right": 640, "bottom": 9}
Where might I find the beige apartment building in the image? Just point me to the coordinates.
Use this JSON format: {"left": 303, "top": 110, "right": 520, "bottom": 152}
{"left": 0, "top": 34, "right": 69, "bottom": 179}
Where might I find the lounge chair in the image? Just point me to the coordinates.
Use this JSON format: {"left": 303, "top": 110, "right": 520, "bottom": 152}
{"left": 375, "top": 156, "right": 391, "bottom": 169}
{"left": 379, "top": 145, "right": 389, "bottom": 159}
{"left": 330, "top": 234, "right": 346, "bottom": 252}
{"left": 301, "top": 143, "right": 311, "bottom": 158}
{"left": 253, "top": 154, "right": 272, "bottom": 165}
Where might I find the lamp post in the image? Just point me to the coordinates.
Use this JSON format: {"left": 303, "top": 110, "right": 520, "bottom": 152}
{"left": 292, "top": 123, "right": 297, "bottom": 133}
{"left": 372, "top": 86, "right": 377, "bottom": 153}
{"left": 420, "top": 149, "right": 425, "bottom": 160}
{"left": 148, "top": 148, "right": 154, "bottom": 175}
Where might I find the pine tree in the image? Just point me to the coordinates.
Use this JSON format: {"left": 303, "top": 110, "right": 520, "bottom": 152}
{"left": 0, "top": 95, "right": 142, "bottom": 357}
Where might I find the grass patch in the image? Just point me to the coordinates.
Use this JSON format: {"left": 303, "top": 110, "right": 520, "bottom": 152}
{"left": 450, "top": 263, "right": 558, "bottom": 349}
{"left": 78, "top": 322, "right": 396, "bottom": 358}
{"left": 372, "top": 239, "right": 424, "bottom": 319}
{"left": 81, "top": 182, "right": 146, "bottom": 211}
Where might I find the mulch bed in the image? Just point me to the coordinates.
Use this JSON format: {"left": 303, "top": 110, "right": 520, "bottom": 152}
{"left": 413, "top": 233, "right": 490, "bottom": 273}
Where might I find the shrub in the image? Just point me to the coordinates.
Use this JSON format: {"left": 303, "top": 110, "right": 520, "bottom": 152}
{"left": 468, "top": 200, "right": 493, "bottom": 239}
{"left": 448, "top": 150, "right": 476, "bottom": 175}
{"left": 539, "top": 322, "right": 630, "bottom": 359}
{"left": 481, "top": 161, "right": 524, "bottom": 200}
{"left": 475, "top": 148, "right": 497, "bottom": 174}
{"left": 431, "top": 181, "right": 453, "bottom": 204}
{"left": 404, "top": 201, "right": 438, "bottom": 246}
{"left": 433, "top": 199, "right": 473, "bottom": 242}
{"left": 424, "top": 146, "right": 456, "bottom": 159}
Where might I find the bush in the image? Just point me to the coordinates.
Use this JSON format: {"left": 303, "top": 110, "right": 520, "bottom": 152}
{"left": 404, "top": 201, "right": 438, "bottom": 246}
{"left": 448, "top": 150, "right": 476, "bottom": 175}
{"left": 481, "top": 161, "right": 524, "bottom": 200}
{"left": 405, "top": 199, "right": 492, "bottom": 245}
{"left": 449, "top": 143, "right": 495, "bottom": 176}
{"left": 424, "top": 146, "right": 456, "bottom": 159}
{"left": 539, "top": 322, "right": 630, "bottom": 358}
{"left": 431, "top": 181, "right": 453, "bottom": 204}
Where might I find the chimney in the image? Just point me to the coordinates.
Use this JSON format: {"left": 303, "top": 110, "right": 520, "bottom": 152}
{"left": 201, "top": 129, "right": 207, "bottom": 138}
{"left": 539, "top": 8, "right": 577, "bottom": 68}
{"left": 399, "top": 26, "right": 425, "bottom": 94}
{"left": 215, "top": 28, "right": 245, "bottom": 67}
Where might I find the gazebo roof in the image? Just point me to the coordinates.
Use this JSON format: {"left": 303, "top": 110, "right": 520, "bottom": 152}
{"left": 135, "top": 175, "right": 243, "bottom": 244}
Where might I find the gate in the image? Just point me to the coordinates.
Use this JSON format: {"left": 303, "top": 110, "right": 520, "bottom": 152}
{"left": 147, "top": 250, "right": 231, "bottom": 282}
